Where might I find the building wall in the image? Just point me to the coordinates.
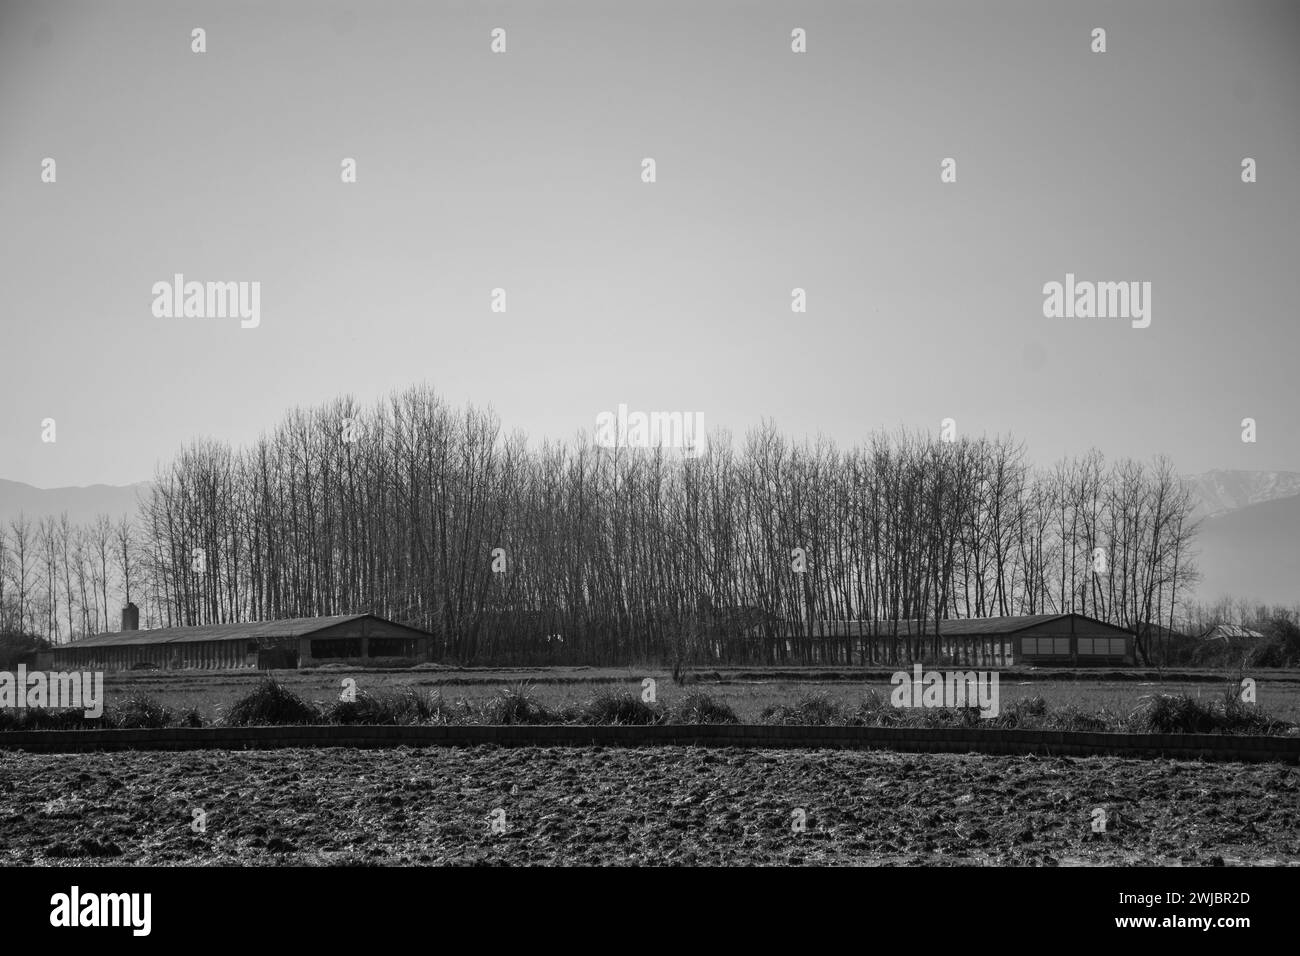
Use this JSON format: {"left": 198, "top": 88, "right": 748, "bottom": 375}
{"left": 297, "top": 618, "right": 432, "bottom": 666}
{"left": 51, "top": 640, "right": 261, "bottom": 672}
{"left": 51, "top": 623, "right": 432, "bottom": 671}
{"left": 1015, "top": 618, "right": 1135, "bottom": 665}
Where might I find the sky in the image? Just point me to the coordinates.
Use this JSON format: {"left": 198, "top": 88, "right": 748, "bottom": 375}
{"left": 2, "top": 0, "right": 1298, "bottom": 488}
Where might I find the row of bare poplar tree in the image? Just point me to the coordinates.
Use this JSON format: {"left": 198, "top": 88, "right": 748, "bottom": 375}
{"left": 0, "top": 513, "right": 136, "bottom": 646}
{"left": 1, "top": 385, "right": 1199, "bottom": 664}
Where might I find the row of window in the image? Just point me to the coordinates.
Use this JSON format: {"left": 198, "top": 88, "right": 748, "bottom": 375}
{"left": 1021, "top": 636, "right": 1127, "bottom": 656}
{"left": 1078, "top": 637, "right": 1128, "bottom": 656}
{"left": 1022, "top": 637, "right": 1070, "bottom": 655}
{"left": 310, "top": 637, "right": 418, "bottom": 658}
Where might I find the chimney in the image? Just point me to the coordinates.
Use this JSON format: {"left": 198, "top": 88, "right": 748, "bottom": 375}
{"left": 121, "top": 602, "right": 139, "bottom": 632}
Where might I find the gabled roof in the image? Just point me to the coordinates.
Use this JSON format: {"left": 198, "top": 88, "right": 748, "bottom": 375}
{"left": 1201, "top": 624, "right": 1266, "bottom": 641}
{"left": 62, "top": 614, "right": 403, "bottom": 648}
{"left": 922, "top": 614, "right": 1079, "bottom": 636}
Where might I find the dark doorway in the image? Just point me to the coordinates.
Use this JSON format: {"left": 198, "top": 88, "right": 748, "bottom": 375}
{"left": 258, "top": 645, "right": 300, "bottom": 670}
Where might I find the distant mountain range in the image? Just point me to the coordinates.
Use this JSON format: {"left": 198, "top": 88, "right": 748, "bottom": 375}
{"left": 1193, "top": 493, "right": 1300, "bottom": 607}
{"left": 1181, "top": 469, "right": 1300, "bottom": 519}
{"left": 0, "top": 471, "right": 1296, "bottom": 605}
{"left": 0, "top": 478, "right": 148, "bottom": 530}
{"left": 1176, "top": 472, "right": 1300, "bottom": 605}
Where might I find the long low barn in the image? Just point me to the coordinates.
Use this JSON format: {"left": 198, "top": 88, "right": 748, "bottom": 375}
{"left": 49, "top": 609, "right": 434, "bottom": 671}
{"left": 810, "top": 613, "right": 1137, "bottom": 666}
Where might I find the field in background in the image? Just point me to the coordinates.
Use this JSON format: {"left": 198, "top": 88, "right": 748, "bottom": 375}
{"left": 98, "top": 666, "right": 1300, "bottom": 725}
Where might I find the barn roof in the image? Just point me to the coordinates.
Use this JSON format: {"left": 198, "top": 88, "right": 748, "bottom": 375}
{"left": 62, "top": 614, "right": 411, "bottom": 648}
{"left": 1201, "top": 624, "right": 1266, "bottom": 641}
{"left": 920, "top": 614, "right": 1073, "bottom": 635}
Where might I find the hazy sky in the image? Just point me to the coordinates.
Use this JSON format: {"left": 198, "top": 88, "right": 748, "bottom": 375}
{"left": 2, "top": 0, "right": 1298, "bottom": 488}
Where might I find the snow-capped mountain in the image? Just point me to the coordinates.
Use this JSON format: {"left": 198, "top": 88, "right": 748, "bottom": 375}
{"left": 1181, "top": 470, "right": 1300, "bottom": 520}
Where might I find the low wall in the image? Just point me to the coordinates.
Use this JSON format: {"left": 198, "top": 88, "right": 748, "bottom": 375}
{"left": 0, "top": 724, "right": 1296, "bottom": 762}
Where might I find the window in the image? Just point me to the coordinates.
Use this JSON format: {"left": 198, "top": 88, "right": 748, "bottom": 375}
{"left": 311, "top": 638, "right": 362, "bottom": 659}
{"left": 1022, "top": 637, "right": 1069, "bottom": 655}
{"left": 1076, "top": 636, "right": 1128, "bottom": 657}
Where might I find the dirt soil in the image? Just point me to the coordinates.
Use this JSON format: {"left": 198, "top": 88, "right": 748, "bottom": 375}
{"left": 1, "top": 747, "right": 1295, "bottom": 865}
